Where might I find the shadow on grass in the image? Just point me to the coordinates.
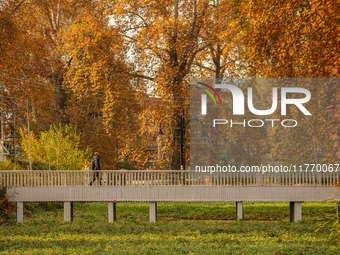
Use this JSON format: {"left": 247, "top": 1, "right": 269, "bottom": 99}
{"left": 1, "top": 202, "right": 339, "bottom": 254}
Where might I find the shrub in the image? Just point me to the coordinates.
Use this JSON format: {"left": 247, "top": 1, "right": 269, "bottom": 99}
{"left": 0, "top": 160, "right": 25, "bottom": 170}
{"left": 20, "top": 124, "right": 91, "bottom": 170}
{"left": 0, "top": 188, "right": 15, "bottom": 224}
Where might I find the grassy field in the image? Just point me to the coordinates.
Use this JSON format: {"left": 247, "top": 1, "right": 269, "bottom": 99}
{"left": 0, "top": 202, "right": 339, "bottom": 254}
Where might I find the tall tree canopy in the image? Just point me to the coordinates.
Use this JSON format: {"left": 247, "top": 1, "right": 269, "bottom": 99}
{"left": 0, "top": 0, "right": 338, "bottom": 169}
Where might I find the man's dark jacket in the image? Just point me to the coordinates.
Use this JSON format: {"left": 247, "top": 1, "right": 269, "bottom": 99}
{"left": 91, "top": 156, "right": 101, "bottom": 170}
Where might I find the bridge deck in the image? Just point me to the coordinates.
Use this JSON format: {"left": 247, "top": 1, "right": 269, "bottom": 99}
{"left": 1, "top": 170, "right": 339, "bottom": 202}
{"left": 6, "top": 186, "right": 339, "bottom": 202}
{"left": 2, "top": 171, "right": 339, "bottom": 223}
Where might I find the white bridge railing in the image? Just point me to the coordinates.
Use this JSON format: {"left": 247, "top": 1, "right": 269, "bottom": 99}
{"left": 0, "top": 170, "right": 338, "bottom": 187}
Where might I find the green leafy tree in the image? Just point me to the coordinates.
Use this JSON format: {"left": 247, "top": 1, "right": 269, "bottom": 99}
{"left": 20, "top": 124, "right": 91, "bottom": 170}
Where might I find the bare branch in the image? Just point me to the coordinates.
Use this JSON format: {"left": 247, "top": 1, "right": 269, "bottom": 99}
{"left": 121, "top": 34, "right": 137, "bottom": 42}
{"left": 121, "top": 25, "right": 149, "bottom": 33}
{"left": 12, "top": 0, "right": 26, "bottom": 13}
{"left": 193, "top": 62, "right": 215, "bottom": 72}
{"left": 186, "top": 43, "right": 210, "bottom": 73}
{"left": 125, "top": 73, "right": 155, "bottom": 81}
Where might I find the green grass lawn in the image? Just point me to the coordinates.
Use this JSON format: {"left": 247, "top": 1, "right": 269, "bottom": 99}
{"left": 0, "top": 202, "right": 339, "bottom": 254}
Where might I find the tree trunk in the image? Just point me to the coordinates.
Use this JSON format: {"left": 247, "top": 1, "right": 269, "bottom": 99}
{"left": 171, "top": 126, "right": 181, "bottom": 170}
{"left": 54, "top": 73, "right": 66, "bottom": 111}
{"left": 170, "top": 75, "right": 185, "bottom": 170}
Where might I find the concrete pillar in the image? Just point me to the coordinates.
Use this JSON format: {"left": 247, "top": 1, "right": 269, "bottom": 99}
{"left": 108, "top": 202, "right": 117, "bottom": 223}
{"left": 149, "top": 202, "right": 157, "bottom": 223}
{"left": 236, "top": 202, "right": 243, "bottom": 221}
{"left": 290, "top": 202, "right": 302, "bottom": 223}
{"left": 16, "top": 202, "right": 24, "bottom": 223}
{"left": 64, "top": 202, "right": 74, "bottom": 222}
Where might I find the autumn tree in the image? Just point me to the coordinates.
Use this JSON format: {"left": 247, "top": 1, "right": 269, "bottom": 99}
{"left": 108, "top": 0, "right": 216, "bottom": 169}
{"left": 1, "top": 0, "right": 337, "bottom": 169}
{"left": 1, "top": 0, "right": 74, "bottom": 114}
{"left": 0, "top": 1, "right": 144, "bottom": 169}
{"left": 229, "top": 0, "right": 339, "bottom": 164}
{"left": 63, "top": 6, "right": 143, "bottom": 169}
{"left": 193, "top": 0, "right": 243, "bottom": 79}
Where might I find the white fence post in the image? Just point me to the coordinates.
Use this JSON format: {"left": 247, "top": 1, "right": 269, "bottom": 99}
{"left": 236, "top": 202, "right": 243, "bottom": 221}
{"left": 149, "top": 202, "right": 157, "bottom": 222}
{"left": 16, "top": 202, "right": 24, "bottom": 223}
{"left": 64, "top": 202, "right": 74, "bottom": 222}
{"left": 108, "top": 201, "right": 117, "bottom": 223}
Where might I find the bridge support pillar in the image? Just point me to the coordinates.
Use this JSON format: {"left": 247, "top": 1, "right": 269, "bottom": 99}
{"left": 16, "top": 202, "right": 24, "bottom": 223}
{"left": 290, "top": 202, "right": 302, "bottom": 223}
{"left": 236, "top": 202, "right": 243, "bottom": 221}
{"left": 64, "top": 202, "right": 74, "bottom": 222}
{"left": 108, "top": 201, "right": 117, "bottom": 223}
{"left": 149, "top": 202, "right": 157, "bottom": 223}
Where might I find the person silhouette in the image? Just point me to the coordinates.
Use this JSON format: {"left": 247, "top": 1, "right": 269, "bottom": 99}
{"left": 90, "top": 152, "right": 101, "bottom": 185}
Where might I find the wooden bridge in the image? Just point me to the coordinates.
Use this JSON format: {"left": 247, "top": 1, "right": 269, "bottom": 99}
{"left": 1, "top": 170, "right": 339, "bottom": 223}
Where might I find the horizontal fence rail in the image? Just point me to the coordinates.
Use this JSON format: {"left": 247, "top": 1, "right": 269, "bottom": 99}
{"left": 0, "top": 170, "right": 339, "bottom": 187}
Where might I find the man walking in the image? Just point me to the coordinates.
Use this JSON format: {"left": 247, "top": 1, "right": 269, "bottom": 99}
{"left": 90, "top": 152, "right": 101, "bottom": 185}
